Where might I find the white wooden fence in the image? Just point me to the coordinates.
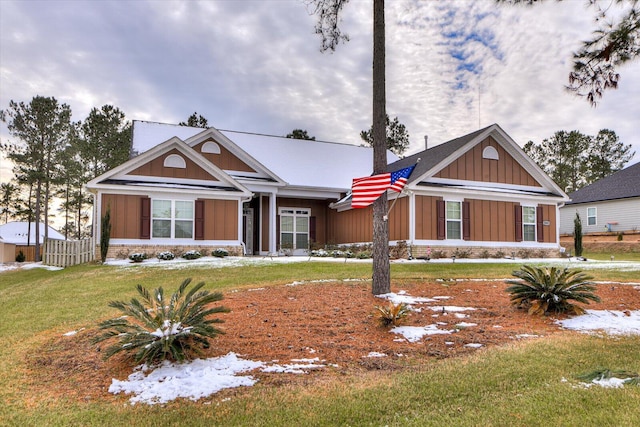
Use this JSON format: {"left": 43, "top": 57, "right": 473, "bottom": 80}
{"left": 44, "top": 238, "right": 95, "bottom": 267}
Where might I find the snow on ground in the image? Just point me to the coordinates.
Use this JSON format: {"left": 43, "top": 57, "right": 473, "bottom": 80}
{"left": 557, "top": 310, "right": 640, "bottom": 335}
{"left": 6, "top": 254, "right": 640, "bottom": 402}
{"left": 108, "top": 353, "right": 333, "bottom": 405}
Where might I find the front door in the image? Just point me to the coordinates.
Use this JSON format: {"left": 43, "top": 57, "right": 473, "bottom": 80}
{"left": 279, "top": 207, "right": 310, "bottom": 255}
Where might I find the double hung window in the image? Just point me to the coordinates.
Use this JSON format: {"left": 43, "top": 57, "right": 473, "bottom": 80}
{"left": 587, "top": 207, "right": 596, "bottom": 226}
{"left": 522, "top": 206, "right": 536, "bottom": 242}
{"left": 446, "top": 201, "right": 462, "bottom": 240}
{"left": 152, "top": 200, "right": 194, "bottom": 239}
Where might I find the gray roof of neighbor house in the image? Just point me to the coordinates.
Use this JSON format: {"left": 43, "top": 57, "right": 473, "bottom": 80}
{"left": 566, "top": 161, "right": 640, "bottom": 205}
{"left": 388, "top": 124, "right": 494, "bottom": 184}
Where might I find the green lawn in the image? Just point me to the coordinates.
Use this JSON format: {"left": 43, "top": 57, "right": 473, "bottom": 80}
{"left": 1, "top": 259, "right": 639, "bottom": 426}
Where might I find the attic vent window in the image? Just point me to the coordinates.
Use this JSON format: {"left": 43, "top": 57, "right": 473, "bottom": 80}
{"left": 164, "top": 154, "right": 186, "bottom": 169}
{"left": 482, "top": 146, "right": 499, "bottom": 160}
{"left": 201, "top": 141, "right": 221, "bottom": 154}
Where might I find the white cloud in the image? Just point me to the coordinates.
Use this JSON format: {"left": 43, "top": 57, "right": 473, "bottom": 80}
{"left": 1, "top": 0, "right": 638, "bottom": 187}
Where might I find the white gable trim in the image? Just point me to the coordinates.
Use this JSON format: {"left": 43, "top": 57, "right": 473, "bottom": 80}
{"left": 407, "top": 124, "right": 569, "bottom": 201}
{"left": 86, "top": 137, "right": 252, "bottom": 197}
{"left": 185, "top": 128, "right": 286, "bottom": 186}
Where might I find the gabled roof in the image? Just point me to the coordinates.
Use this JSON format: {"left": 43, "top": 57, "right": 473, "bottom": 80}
{"left": 566, "top": 161, "right": 640, "bottom": 205}
{"left": 131, "top": 121, "right": 399, "bottom": 191}
{"left": 0, "top": 222, "right": 65, "bottom": 245}
{"left": 86, "top": 135, "right": 252, "bottom": 197}
{"left": 391, "top": 123, "right": 567, "bottom": 198}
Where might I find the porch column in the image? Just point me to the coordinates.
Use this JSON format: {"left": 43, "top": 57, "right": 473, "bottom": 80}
{"left": 269, "top": 192, "right": 277, "bottom": 254}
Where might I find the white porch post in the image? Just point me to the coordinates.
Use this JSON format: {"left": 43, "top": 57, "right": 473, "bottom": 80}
{"left": 269, "top": 192, "right": 277, "bottom": 254}
{"left": 409, "top": 192, "right": 415, "bottom": 244}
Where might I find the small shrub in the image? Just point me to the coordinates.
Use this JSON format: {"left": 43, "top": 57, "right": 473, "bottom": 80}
{"left": 492, "top": 250, "right": 506, "bottom": 259}
{"left": 375, "top": 302, "right": 410, "bottom": 327}
{"left": 505, "top": 265, "right": 600, "bottom": 316}
{"left": 157, "top": 251, "right": 175, "bottom": 261}
{"left": 453, "top": 248, "right": 471, "bottom": 259}
{"left": 357, "top": 251, "right": 372, "bottom": 259}
{"left": 431, "top": 250, "right": 447, "bottom": 259}
{"left": 92, "top": 278, "right": 230, "bottom": 365}
{"left": 182, "top": 250, "right": 202, "bottom": 260}
{"left": 479, "top": 249, "right": 491, "bottom": 259}
{"left": 618, "top": 232, "right": 624, "bottom": 241}
{"left": 310, "top": 249, "right": 330, "bottom": 257}
{"left": 15, "top": 250, "right": 25, "bottom": 263}
{"left": 534, "top": 250, "right": 547, "bottom": 259}
{"left": 128, "top": 253, "right": 147, "bottom": 263}
{"left": 517, "top": 249, "right": 533, "bottom": 259}
{"left": 211, "top": 248, "right": 229, "bottom": 258}
{"left": 390, "top": 240, "right": 409, "bottom": 259}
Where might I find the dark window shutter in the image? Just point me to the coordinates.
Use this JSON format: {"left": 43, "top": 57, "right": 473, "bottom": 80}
{"left": 514, "top": 205, "right": 523, "bottom": 242}
{"left": 195, "top": 199, "right": 205, "bottom": 240}
{"left": 140, "top": 197, "right": 151, "bottom": 239}
{"left": 462, "top": 201, "right": 470, "bottom": 240}
{"left": 436, "top": 200, "right": 445, "bottom": 240}
{"left": 276, "top": 215, "right": 280, "bottom": 249}
{"left": 309, "top": 216, "right": 316, "bottom": 243}
{"left": 536, "top": 206, "right": 544, "bottom": 242}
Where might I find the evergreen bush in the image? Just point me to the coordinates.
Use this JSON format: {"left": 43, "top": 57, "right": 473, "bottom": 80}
{"left": 92, "top": 278, "right": 230, "bottom": 365}
{"left": 574, "top": 212, "right": 583, "bottom": 257}
{"left": 505, "top": 265, "right": 600, "bottom": 315}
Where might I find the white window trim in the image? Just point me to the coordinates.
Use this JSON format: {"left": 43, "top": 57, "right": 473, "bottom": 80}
{"left": 482, "top": 146, "right": 499, "bottom": 160}
{"left": 201, "top": 141, "right": 221, "bottom": 154}
{"left": 522, "top": 205, "right": 536, "bottom": 242}
{"left": 152, "top": 199, "right": 194, "bottom": 239}
{"left": 445, "top": 200, "right": 462, "bottom": 240}
{"left": 587, "top": 207, "right": 597, "bottom": 226}
{"left": 163, "top": 154, "right": 186, "bottom": 168}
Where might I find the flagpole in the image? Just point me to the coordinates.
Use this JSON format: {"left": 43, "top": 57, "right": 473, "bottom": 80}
{"left": 383, "top": 157, "right": 420, "bottom": 221}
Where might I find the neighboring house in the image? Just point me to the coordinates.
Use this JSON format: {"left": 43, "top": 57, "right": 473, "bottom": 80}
{"left": 0, "top": 221, "right": 66, "bottom": 261}
{"left": 86, "top": 121, "right": 569, "bottom": 259}
{"left": 559, "top": 161, "right": 640, "bottom": 235}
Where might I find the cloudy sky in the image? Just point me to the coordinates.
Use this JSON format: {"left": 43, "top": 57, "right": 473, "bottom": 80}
{"left": 1, "top": 0, "right": 639, "bottom": 184}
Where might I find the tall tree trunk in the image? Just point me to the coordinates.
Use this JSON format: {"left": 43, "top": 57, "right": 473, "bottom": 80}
{"left": 371, "top": 0, "right": 389, "bottom": 295}
{"left": 34, "top": 179, "right": 42, "bottom": 262}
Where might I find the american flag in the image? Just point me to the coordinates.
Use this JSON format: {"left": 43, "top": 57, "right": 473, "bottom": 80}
{"left": 351, "top": 165, "right": 416, "bottom": 209}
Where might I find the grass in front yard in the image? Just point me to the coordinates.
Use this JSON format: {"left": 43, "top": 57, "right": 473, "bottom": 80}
{"left": 1, "top": 259, "right": 640, "bottom": 426}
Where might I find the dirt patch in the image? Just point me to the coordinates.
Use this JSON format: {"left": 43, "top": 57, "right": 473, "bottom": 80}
{"left": 26, "top": 279, "right": 640, "bottom": 403}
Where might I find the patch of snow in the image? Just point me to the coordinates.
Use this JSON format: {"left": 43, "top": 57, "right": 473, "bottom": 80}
{"left": 364, "top": 352, "right": 387, "bottom": 358}
{"left": 455, "top": 322, "right": 478, "bottom": 328}
{"left": 557, "top": 310, "right": 640, "bottom": 335}
{"left": 109, "top": 353, "right": 264, "bottom": 405}
{"left": 377, "top": 292, "right": 436, "bottom": 305}
{"left": 464, "top": 343, "right": 483, "bottom": 348}
{"left": 515, "top": 334, "right": 540, "bottom": 339}
{"left": 428, "top": 306, "right": 477, "bottom": 313}
{"left": 390, "top": 324, "right": 453, "bottom": 342}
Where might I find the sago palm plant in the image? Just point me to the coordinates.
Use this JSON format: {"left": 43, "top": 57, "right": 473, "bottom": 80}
{"left": 505, "top": 265, "right": 600, "bottom": 315}
{"left": 93, "top": 278, "right": 230, "bottom": 365}
{"left": 375, "top": 301, "right": 411, "bottom": 326}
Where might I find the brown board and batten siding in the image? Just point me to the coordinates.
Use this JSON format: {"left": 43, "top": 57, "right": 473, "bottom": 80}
{"left": 101, "top": 193, "right": 239, "bottom": 241}
{"left": 102, "top": 194, "right": 143, "bottom": 239}
{"left": 193, "top": 139, "right": 256, "bottom": 173}
{"left": 128, "top": 149, "right": 215, "bottom": 180}
{"left": 415, "top": 195, "right": 441, "bottom": 240}
{"left": 538, "top": 204, "right": 557, "bottom": 243}
{"left": 202, "top": 199, "right": 239, "bottom": 241}
{"left": 327, "top": 197, "right": 409, "bottom": 244}
{"left": 435, "top": 137, "right": 540, "bottom": 187}
{"left": 466, "top": 199, "right": 517, "bottom": 242}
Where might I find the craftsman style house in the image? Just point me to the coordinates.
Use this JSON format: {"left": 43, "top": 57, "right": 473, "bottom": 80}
{"left": 86, "top": 121, "right": 569, "bottom": 258}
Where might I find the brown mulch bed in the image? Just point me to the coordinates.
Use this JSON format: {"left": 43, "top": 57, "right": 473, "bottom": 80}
{"left": 25, "top": 279, "right": 640, "bottom": 404}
